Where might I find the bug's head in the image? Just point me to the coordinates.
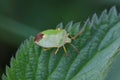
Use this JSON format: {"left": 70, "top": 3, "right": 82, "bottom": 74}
{"left": 34, "top": 33, "right": 44, "bottom": 42}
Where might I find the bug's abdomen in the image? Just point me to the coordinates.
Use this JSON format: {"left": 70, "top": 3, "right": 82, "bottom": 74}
{"left": 38, "top": 35, "right": 63, "bottom": 48}
{"left": 38, "top": 30, "right": 68, "bottom": 48}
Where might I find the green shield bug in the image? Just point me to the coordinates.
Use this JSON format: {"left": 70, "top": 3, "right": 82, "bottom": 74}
{"left": 34, "top": 28, "right": 83, "bottom": 55}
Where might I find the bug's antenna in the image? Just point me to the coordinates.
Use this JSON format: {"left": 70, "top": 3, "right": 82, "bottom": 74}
{"left": 71, "top": 25, "right": 85, "bottom": 40}
{"left": 71, "top": 29, "right": 84, "bottom": 40}
{"left": 70, "top": 43, "right": 80, "bottom": 54}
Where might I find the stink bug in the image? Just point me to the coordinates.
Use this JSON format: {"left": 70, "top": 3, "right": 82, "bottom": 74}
{"left": 34, "top": 28, "right": 83, "bottom": 55}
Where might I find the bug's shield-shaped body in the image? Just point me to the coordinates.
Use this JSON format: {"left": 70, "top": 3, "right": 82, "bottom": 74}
{"left": 34, "top": 29, "right": 71, "bottom": 48}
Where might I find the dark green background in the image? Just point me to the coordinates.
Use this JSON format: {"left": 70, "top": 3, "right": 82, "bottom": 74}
{"left": 0, "top": 0, "right": 120, "bottom": 80}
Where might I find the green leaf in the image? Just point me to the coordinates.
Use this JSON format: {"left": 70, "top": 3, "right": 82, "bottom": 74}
{"left": 2, "top": 6, "right": 120, "bottom": 80}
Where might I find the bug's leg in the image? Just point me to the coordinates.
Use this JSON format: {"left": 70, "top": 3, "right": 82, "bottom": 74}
{"left": 54, "top": 47, "right": 59, "bottom": 55}
{"left": 70, "top": 43, "right": 80, "bottom": 54}
{"left": 43, "top": 48, "right": 50, "bottom": 51}
{"left": 63, "top": 45, "right": 69, "bottom": 56}
{"left": 63, "top": 45, "right": 67, "bottom": 54}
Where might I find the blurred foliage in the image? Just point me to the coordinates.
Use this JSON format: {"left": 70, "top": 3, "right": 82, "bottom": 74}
{"left": 0, "top": 0, "right": 120, "bottom": 80}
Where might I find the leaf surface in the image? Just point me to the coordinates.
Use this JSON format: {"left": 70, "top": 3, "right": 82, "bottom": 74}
{"left": 2, "top": 6, "right": 120, "bottom": 80}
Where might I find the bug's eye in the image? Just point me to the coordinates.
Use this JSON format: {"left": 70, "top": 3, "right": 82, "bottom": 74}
{"left": 34, "top": 33, "right": 44, "bottom": 42}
